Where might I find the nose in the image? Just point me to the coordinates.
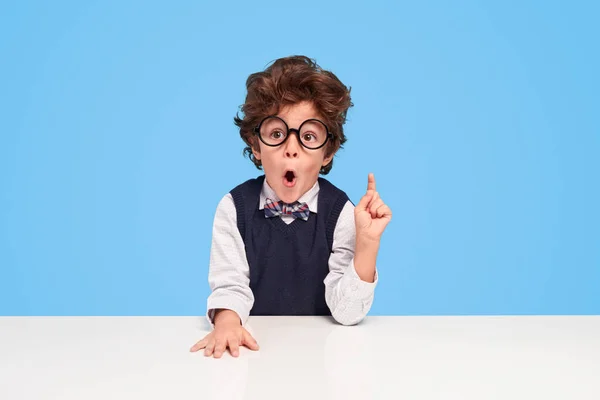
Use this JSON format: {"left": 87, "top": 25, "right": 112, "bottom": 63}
{"left": 284, "top": 131, "right": 300, "bottom": 158}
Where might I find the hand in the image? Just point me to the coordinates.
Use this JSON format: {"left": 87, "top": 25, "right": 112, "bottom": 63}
{"left": 189, "top": 310, "right": 259, "bottom": 358}
{"left": 355, "top": 173, "right": 392, "bottom": 243}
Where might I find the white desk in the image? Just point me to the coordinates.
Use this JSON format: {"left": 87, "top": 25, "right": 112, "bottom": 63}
{"left": 1, "top": 316, "right": 599, "bottom": 399}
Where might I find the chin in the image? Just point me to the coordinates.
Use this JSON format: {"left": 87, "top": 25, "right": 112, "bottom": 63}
{"left": 276, "top": 187, "right": 302, "bottom": 204}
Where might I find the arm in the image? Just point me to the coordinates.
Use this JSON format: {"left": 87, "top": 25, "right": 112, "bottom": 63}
{"left": 206, "top": 193, "right": 254, "bottom": 327}
{"left": 324, "top": 200, "right": 379, "bottom": 326}
{"left": 353, "top": 173, "right": 392, "bottom": 280}
{"left": 325, "top": 173, "right": 392, "bottom": 326}
{"left": 190, "top": 193, "right": 259, "bottom": 358}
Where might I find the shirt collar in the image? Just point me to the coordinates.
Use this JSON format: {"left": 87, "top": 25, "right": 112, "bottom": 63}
{"left": 259, "top": 178, "right": 320, "bottom": 213}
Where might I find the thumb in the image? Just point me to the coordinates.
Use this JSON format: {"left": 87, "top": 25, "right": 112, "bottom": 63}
{"left": 242, "top": 330, "right": 260, "bottom": 350}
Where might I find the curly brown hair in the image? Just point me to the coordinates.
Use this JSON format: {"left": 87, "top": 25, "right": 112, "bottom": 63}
{"left": 234, "top": 55, "right": 353, "bottom": 175}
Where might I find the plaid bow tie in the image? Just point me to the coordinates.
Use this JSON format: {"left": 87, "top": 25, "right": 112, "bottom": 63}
{"left": 264, "top": 199, "right": 310, "bottom": 221}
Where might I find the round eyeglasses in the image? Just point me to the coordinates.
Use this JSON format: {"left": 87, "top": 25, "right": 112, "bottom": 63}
{"left": 253, "top": 116, "right": 334, "bottom": 150}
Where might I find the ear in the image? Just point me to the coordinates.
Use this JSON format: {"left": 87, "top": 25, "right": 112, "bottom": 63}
{"left": 251, "top": 139, "right": 261, "bottom": 161}
{"left": 322, "top": 152, "right": 334, "bottom": 167}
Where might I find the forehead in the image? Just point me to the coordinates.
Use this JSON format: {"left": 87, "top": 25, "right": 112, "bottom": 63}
{"left": 276, "top": 101, "right": 323, "bottom": 125}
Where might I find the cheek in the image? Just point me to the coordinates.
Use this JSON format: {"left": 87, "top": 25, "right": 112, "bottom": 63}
{"left": 258, "top": 148, "right": 278, "bottom": 167}
{"left": 307, "top": 153, "right": 326, "bottom": 172}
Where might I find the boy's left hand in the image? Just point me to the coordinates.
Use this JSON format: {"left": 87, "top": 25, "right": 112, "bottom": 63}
{"left": 355, "top": 173, "right": 392, "bottom": 242}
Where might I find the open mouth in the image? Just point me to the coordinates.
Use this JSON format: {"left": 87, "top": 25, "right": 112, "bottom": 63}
{"left": 283, "top": 170, "right": 296, "bottom": 188}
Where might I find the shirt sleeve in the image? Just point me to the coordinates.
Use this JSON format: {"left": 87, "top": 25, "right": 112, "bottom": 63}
{"left": 206, "top": 193, "right": 254, "bottom": 327}
{"left": 323, "top": 199, "right": 379, "bottom": 326}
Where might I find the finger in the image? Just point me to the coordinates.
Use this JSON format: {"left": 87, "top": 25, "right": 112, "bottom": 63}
{"left": 204, "top": 339, "right": 215, "bottom": 357}
{"left": 229, "top": 338, "right": 240, "bottom": 357}
{"left": 369, "top": 197, "right": 384, "bottom": 211}
{"left": 367, "top": 173, "right": 376, "bottom": 193}
{"left": 242, "top": 330, "right": 260, "bottom": 351}
{"left": 213, "top": 338, "right": 227, "bottom": 358}
{"left": 356, "top": 190, "right": 375, "bottom": 210}
{"left": 367, "top": 192, "right": 380, "bottom": 210}
{"left": 190, "top": 337, "right": 208, "bottom": 352}
{"left": 369, "top": 198, "right": 385, "bottom": 219}
{"left": 375, "top": 204, "right": 392, "bottom": 219}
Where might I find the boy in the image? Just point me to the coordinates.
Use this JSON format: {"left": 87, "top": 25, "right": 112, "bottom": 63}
{"left": 190, "top": 56, "right": 392, "bottom": 358}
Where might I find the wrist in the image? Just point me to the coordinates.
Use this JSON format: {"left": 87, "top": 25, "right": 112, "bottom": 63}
{"left": 356, "top": 235, "right": 381, "bottom": 251}
{"left": 354, "top": 238, "right": 380, "bottom": 283}
{"left": 213, "top": 309, "right": 241, "bottom": 327}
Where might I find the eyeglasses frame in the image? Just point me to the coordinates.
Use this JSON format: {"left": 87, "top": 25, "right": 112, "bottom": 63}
{"left": 253, "top": 115, "right": 334, "bottom": 150}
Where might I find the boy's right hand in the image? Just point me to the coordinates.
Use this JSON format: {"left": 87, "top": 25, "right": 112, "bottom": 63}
{"left": 189, "top": 309, "right": 259, "bottom": 358}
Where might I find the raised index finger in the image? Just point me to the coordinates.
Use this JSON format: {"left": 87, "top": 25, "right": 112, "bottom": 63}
{"left": 367, "top": 173, "right": 376, "bottom": 192}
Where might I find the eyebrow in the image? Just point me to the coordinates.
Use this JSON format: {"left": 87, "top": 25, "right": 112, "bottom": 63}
{"left": 275, "top": 116, "right": 325, "bottom": 127}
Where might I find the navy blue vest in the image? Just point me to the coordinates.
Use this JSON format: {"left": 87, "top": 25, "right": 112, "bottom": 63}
{"left": 230, "top": 175, "right": 349, "bottom": 316}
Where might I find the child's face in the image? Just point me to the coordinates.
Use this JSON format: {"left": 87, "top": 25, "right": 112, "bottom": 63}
{"left": 252, "top": 101, "right": 333, "bottom": 204}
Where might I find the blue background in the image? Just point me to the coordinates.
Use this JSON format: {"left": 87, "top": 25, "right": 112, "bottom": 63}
{"left": 1, "top": 1, "right": 598, "bottom": 316}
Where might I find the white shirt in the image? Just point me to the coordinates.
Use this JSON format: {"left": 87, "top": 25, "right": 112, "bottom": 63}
{"left": 206, "top": 178, "right": 378, "bottom": 326}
